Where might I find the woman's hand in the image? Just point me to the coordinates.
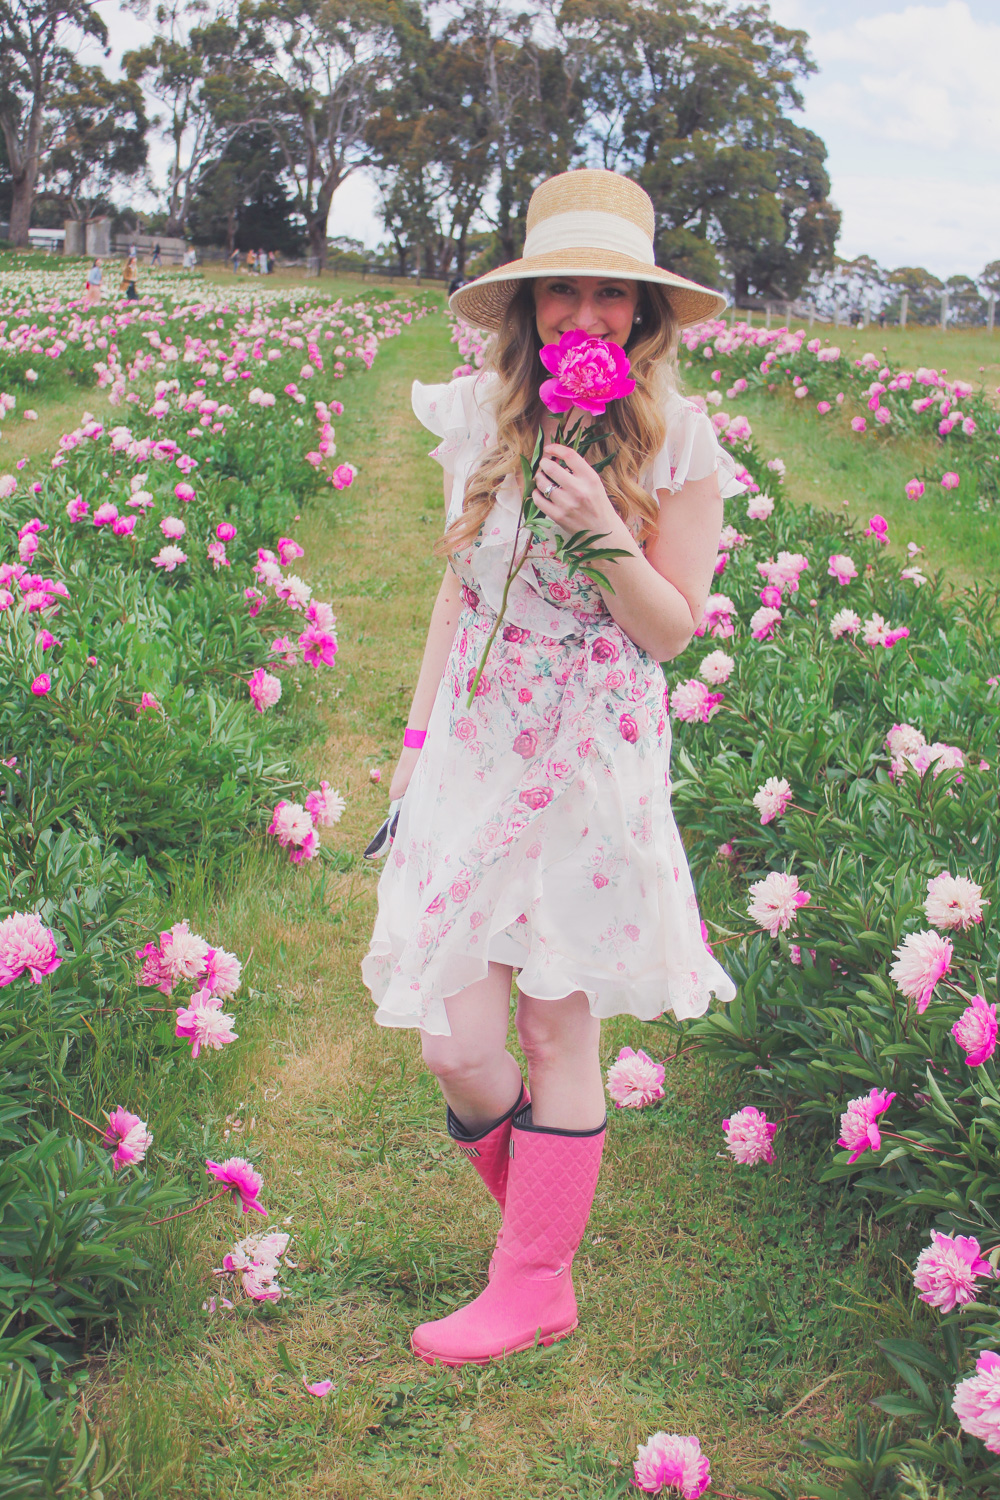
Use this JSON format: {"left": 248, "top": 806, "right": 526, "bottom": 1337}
{"left": 389, "top": 744, "right": 422, "bottom": 801}
{"left": 533, "top": 442, "right": 631, "bottom": 544}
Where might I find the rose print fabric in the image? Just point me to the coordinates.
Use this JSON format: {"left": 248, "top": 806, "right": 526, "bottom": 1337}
{"left": 361, "top": 372, "right": 743, "bottom": 1036}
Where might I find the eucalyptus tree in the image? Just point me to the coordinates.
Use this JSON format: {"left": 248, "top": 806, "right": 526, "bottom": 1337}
{"left": 0, "top": 0, "right": 108, "bottom": 244}
{"left": 37, "top": 63, "right": 148, "bottom": 224}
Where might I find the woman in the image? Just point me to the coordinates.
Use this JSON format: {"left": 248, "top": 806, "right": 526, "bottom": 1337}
{"left": 362, "top": 168, "right": 740, "bottom": 1368}
{"left": 83, "top": 258, "right": 102, "bottom": 308}
{"left": 120, "top": 254, "right": 138, "bottom": 301}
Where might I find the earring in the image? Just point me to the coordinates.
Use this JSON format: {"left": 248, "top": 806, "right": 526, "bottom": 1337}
{"left": 632, "top": 313, "right": 643, "bottom": 326}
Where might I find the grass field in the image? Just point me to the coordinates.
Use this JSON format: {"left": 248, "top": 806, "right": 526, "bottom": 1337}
{"left": 4, "top": 269, "right": 996, "bottom": 1496}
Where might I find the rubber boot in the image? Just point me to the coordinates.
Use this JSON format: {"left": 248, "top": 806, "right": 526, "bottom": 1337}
{"left": 411, "top": 1105, "right": 606, "bottom": 1367}
{"left": 447, "top": 1081, "right": 528, "bottom": 1278}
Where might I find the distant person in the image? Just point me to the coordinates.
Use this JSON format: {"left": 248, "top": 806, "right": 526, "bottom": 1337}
{"left": 151, "top": 243, "right": 162, "bottom": 267}
{"left": 128, "top": 241, "right": 137, "bottom": 259}
{"left": 448, "top": 274, "right": 466, "bottom": 295}
{"left": 258, "top": 248, "right": 268, "bottom": 274}
{"left": 878, "top": 310, "right": 887, "bottom": 329}
{"left": 246, "top": 249, "right": 256, "bottom": 272}
{"left": 121, "top": 255, "right": 138, "bottom": 301}
{"left": 230, "top": 246, "right": 241, "bottom": 273}
{"left": 84, "top": 258, "right": 103, "bottom": 308}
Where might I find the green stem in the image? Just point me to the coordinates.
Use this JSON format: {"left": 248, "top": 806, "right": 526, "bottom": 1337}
{"left": 465, "top": 543, "right": 531, "bottom": 708}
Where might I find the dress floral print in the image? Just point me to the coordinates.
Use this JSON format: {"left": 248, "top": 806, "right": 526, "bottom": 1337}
{"left": 362, "top": 372, "right": 744, "bottom": 1036}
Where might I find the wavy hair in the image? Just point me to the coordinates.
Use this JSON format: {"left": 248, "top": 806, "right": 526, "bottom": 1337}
{"left": 436, "top": 279, "right": 680, "bottom": 557}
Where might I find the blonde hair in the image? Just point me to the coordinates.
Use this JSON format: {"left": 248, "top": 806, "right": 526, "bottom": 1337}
{"left": 436, "top": 280, "right": 680, "bottom": 557}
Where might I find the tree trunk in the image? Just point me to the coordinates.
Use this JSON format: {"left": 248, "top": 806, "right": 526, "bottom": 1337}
{"left": 307, "top": 215, "right": 327, "bottom": 272}
{"left": 9, "top": 168, "right": 36, "bottom": 248}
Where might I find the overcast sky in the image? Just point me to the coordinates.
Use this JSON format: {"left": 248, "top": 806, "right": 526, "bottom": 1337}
{"left": 90, "top": 0, "right": 1000, "bottom": 278}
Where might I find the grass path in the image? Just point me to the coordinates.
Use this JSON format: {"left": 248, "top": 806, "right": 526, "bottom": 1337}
{"left": 95, "top": 312, "right": 924, "bottom": 1499}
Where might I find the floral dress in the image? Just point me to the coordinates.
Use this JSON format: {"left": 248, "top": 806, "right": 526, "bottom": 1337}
{"left": 361, "top": 372, "right": 744, "bottom": 1036}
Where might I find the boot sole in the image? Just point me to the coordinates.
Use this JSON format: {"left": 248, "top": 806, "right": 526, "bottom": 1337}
{"left": 410, "top": 1320, "right": 578, "bottom": 1368}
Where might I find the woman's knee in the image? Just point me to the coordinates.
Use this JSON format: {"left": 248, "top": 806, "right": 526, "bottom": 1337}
{"left": 419, "top": 1031, "right": 494, "bottom": 1088}
{"left": 515, "top": 992, "right": 599, "bottom": 1072}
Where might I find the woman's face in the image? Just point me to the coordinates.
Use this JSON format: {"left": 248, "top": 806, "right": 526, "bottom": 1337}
{"left": 533, "top": 275, "right": 640, "bottom": 347}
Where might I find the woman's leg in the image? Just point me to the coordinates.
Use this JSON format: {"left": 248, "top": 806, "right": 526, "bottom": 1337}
{"left": 515, "top": 990, "right": 605, "bottom": 1131}
{"left": 420, "top": 962, "right": 523, "bottom": 1133}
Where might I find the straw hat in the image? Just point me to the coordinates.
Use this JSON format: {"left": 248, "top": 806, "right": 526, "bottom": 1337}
{"left": 450, "top": 168, "right": 727, "bottom": 331}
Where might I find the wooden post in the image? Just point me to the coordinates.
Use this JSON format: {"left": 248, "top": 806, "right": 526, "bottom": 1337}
{"left": 940, "top": 291, "right": 949, "bottom": 329}
{"left": 765, "top": 302, "right": 772, "bottom": 329}
{"left": 988, "top": 295, "right": 996, "bottom": 334}
{"left": 808, "top": 302, "right": 815, "bottom": 327}
{"left": 899, "top": 292, "right": 908, "bottom": 328}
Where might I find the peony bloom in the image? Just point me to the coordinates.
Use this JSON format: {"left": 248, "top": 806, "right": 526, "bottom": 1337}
{"left": 829, "top": 608, "right": 861, "bottom": 638}
{"left": 905, "top": 478, "right": 925, "bottom": 501}
{"left": 827, "top": 553, "right": 857, "bottom": 585}
{"left": 175, "top": 990, "right": 238, "bottom": 1059}
{"left": 138, "top": 692, "right": 161, "bottom": 715}
{"left": 941, "top": 471, "right": 960, "bottom": 490}
{"left": 746, "top": 493, "right": 775, "bottom": 521}
{"left": 753, "top": 776, "right": 792, "bottom": 825}
{"left": 747, "top": 871, "right": 811, "bottom": 937}
{"left": 889, "top": 930, "right": 954, "bottom": 1013}
{"left": 749, "top": 605, "right": 782, "bottom": 641}
{"left": 851, "top": 416, "right": 867, "bottom": 433}
{"left": 886, "top": 723, "right": 926, "bottom": 759}
{"left": 837, "top": 1087, "right": 896, "bottom": 1163}
{"left": 671, "top": 679, "right": 724, "bottom": 722}
{"left": 722, "top": 1105, "right": 777, "bottom": 1165}
{"left": 160, "top": 516, "right": 186, "bottom": 539}
{"left": 152, "top": 545, "right": 187, "bottom": 572}
{"left": 298, "top": 625, "right": 338, "bottom": 667}
{"left": 924, "top": 872, "right": 987, "bottom": 932}
{"left": 605, "top": 1045, "right": 665, "bottom": 1109}
{"left": 216, "top": 521, "right": 237, "bottom": 542}
{"left": 248, "top": 667, "right": 282, "bottom": 712}
{"left": 277, "top": 537, "right": 304, "bottom": 565}
{"left": 174, "top": 481, "right": 196, "bottom": 503}
{"left": 633, "top": 1432, "right": 711, "bottom": 1498}
{"left": 698, "top": 650, "right": 734, "bottom": 685}
{"left": 268, "top": 800, "right": 319, "bottom": 861}
{"left": 30, "top": 673, "right": 51, "bottom": 696}
{"left": 865, "top": 514, "right": 889, "bottom": 543}
{"left": 103, "top": 1106, "right": 153, "bottom": 1170}
{"left": 952, "top": 994, "right": 998, "bottom": 1067}
{"left": 160, "top": 920, "right": 210, "bottom": 982}
{"left": 207, "top": 540, "right": 230, "bottom": 570}
{"left": 304, "top": 781, "right": 346, "bottom": 827}
{"left": 93, "top": 502, "right": 118, "bottom": 526}
{"left": 331, "top": 463, "right": 355, "bottom": 488}
{"left": 202, "top": 947, "right": 242, "bottom": 997}
{"left": 913, "top": 1230, "right": 993, "bottom": 1313}
{"left": 66, "top": 495, "right": 89, "bottom": 522}
{"left": 205, "top": 1156, "right": 267, "bottom": 1215}
{"left": 136, "top": 939, "right": 173, "bottom": 994}
{"left": 538, "top": 330, "right": 635, "bottom": 415}
{"left": 0, "top": 911, "right": 61, "bottom": 986}
{"left": 953, "top": 1350, "right": 1000, "bottom": 1453}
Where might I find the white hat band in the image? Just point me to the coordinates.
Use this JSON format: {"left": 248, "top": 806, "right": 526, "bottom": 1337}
{"left": 522, "top": 209, "right": 655, "bottom": 266}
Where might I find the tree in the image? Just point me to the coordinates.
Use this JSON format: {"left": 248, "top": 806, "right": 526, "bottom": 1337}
{"left": 560, "top": 0, "right": 840, "bottom": 299}
{"left": 187, "top": 125, "right": 304, "bottom": 254}
{"left": 977, "top": 260, "right": 1000, "bottom": 297}
{"left": 232, "top": 0, "right": 425, "bottom": 270}
{"left": 36, "top": 64, "right": 148, "bottom": 222}
{"left": 884, "top": 266, "right": 944, "bottom": 327}
{"left": 0, "top": 0, "right": 108, "bottom": 245}
{"left": 807, "top": 254, "right": 892, "bottom": 321}
{"left": 123, "top": 1, "right": 253, "bottom": 238}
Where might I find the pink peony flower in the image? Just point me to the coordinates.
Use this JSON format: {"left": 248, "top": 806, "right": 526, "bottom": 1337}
{"left": 633, "top": 1432, "right": 711, "bottom": 1498}
{"left": 829, "top": 608, "right": 861, "bottom": 638}
{"left": 152, "top": 545, "right": 187, "bottom": 572}
{"left": 941, "top": 471, "right": 960, "bottom": 490}
{"left": 851, "top": 416, "right": 867, "bottom": 434}
{"left": 207, "top": 540, "right": 230, "bottom": 569}
{"left": 160, "top": 920, "right": 211, "bottom": 981}
{"left": 889, "top": 930, "right": 954, "bottom": 1012}
{"left": 952, "top": 994, "right": 998, "bottom": 1067}
{"left": 268, "top": 800, "right": 319, "bottom": 861}
{"left": 248, "top": 667, "right": 282, "bottom": 712}
{"left": 216, "top": 521, "right": 237, "bottom": 542}
{"left": 30, "top": 673, "right": 51, "bottom": 696}
{"left": 205, "top": 1156, "right": 267, "bottom": 1215}
{"left": 103, "top": 1106, "right": 153, "bottom": 1170}
{"left": 924, "top": 872, "right": 987, "bottom": 932}
{"left": 277, "top": 537, "right": 304, "bottom": 565}
{"left": 136, "top": 939, "right": 173, "bottom": 994}
{"left": 749, "top": 605, "right": 782, "bottom": 641}
{"left": 174, "top": 481, "right": 196, "bottom": 503}
{"left": 837, "top": 1087, "right": 896, "bottom": 1163}
{"left": 953, "top": 1351, "right": 1000, "bottom": 1452}
{"left": 0, "top": 911, "right": 61, "bottom": 986}
{"left": 113, "top": 514, "right": 137, "bottom": 537}
{"left": 538, "top": 330, "right": 635, "bottom": 416}
{"left": 913, "top": 1230, "right": 993, "bottom": 1312}
{"left": 747, "top": 871, "right": 811, "bottom": 937}
{"left": 671, "top": 679, "right": 723, "bottom": 722}
{"left": 298, "top": 625, "right": 338, "bottom": 667}
{"left": 66, "top": 495, "right": 89, "bottom": 522}
{"left": 905, "top": 478, "right": 925, "bottom": 501}
{"left": 886, "top": 723, "right": 926, "bottom": 758}
{"left": 202, "top": 947, "right": 242, "bottom": 997}
{"left": 827, "top": 553, "right": 857, "bottom": 585}
{"left": 698, "top": 650, "right": 733, "bottom": 685}
{"left": 865, "top": 514, "right": 889, "bottom": 542}
{"left": 605, "top": 1046, "right": 665, "bottom": 1109}
{"left": 753, "top": 776, "right": 792, "bottom": 824}
{"left": 160, "top": 516, "right": 186, "bottom": 539}
{"left": 93, "top": 502, "right": 118, "bottom": 526}
{"left": 304, "top": 781, "right": 346, "bottom": 827}
{"left": 138, "top": 692, "right": 161, "bottom": 715}
{"left": 717, "top": 842, "right": 735, "bottom": 861}
{"left": 722, "top": 1105, "right": 777, "bottom": 1165}
{"left": 242, "top": 1264, "right": 281, "bottom": 1302}
{"left": 174, "top": 990, "right": 237, "bottom": 1060}
{"left": 746, "top": 493, "right": 775, "bottom": 521}
{"left": 331, "top": 463, "right": 355, "bottom": 488}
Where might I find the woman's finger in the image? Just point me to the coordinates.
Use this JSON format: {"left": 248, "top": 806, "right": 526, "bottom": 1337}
{"left": 542, "top": 442, "right": 589, "bottom": 473}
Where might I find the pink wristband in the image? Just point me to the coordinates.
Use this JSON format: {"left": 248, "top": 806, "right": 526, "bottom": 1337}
{"left": 403, "top": 727, "right": 426, "bottom": 749}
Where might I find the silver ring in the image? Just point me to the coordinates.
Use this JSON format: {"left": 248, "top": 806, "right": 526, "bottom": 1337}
{"left": 544, "top": 481, "right": 555, "bottom": 498}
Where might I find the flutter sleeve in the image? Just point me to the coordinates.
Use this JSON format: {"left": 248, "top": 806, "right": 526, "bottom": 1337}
{"left": 644, "top": 392, "right": 746, "bottom": 501}
{"left": 411, "top": 374, "right": 493, "bottom": 467}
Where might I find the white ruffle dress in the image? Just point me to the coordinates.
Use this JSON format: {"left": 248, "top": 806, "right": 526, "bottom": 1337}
{"left": 361, "top": 372, "right": 743, "bottom": 1036}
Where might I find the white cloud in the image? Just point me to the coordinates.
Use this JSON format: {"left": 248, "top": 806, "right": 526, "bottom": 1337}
{"left": 832, "top": 173, "right": 1000, "bottom": 275}
{"left": 808, "top": 2, "right": 1000, "bottom": 150}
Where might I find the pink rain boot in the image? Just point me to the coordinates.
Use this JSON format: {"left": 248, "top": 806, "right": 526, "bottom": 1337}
{"left": 447, "top": 1081, "right": 528, "bottom": 1278}
{"left": 411, "top": 1106, "right": 606, "bottom": 1368}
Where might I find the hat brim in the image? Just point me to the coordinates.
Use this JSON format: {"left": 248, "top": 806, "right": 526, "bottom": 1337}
{"left": 449, "top": 247, "right": 728, "bottom": 331}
